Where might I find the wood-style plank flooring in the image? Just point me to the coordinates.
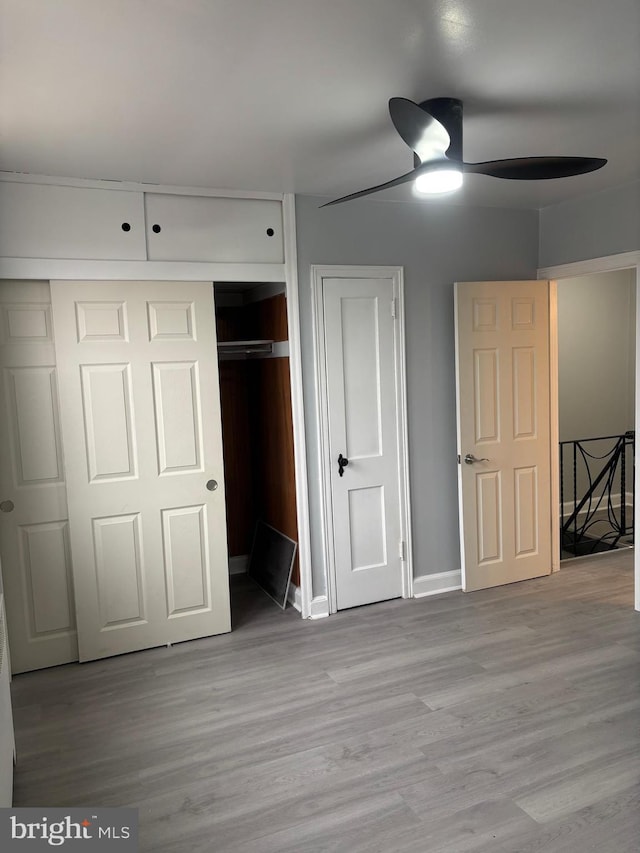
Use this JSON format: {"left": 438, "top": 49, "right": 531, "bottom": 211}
{"left": 11, "top": 551, "right": 640, "bottom": 852}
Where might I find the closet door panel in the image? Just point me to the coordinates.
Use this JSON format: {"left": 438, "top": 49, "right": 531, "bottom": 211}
{"left": 52, "top": 280, "right": 231, "bottom": 662}
{"left": 0, "top": 280, "right": 78, "bottom": 674}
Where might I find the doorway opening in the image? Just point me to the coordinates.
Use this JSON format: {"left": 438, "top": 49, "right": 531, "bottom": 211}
{"left": 214, "top": 282, "right": 300, "bottom": 624}
{"left": 555, "top": 269, "right": 636, "bottom": 563}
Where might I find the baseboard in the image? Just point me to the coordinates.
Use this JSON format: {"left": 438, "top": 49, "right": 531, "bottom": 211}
{"left": 309, "top": 595, "right": 330, "bottom": 619}
{"left": 228, "top": 555, "right": 248, "bottom": 575}
{"left": 560, "top": 491, "right": 633, "bottom": 517}
{"left": 413, "top": 570, "right": 462, "bottom": 598}
{"left": 287, "top": 583, "right": 302, "bottom": 613}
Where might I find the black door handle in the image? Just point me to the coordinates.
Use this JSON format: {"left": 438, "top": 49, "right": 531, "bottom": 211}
{"left": 338, "top": 453, "right": 349, "bottom": 477}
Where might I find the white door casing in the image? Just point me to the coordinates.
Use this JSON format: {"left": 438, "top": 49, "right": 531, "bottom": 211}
{"left": 0, "top": 280, "right": 78, "bottom": 673}
{"left": 313, "top": 266, "right": 411, "bottom": 612}
{"left": 455, "top": 280, "right": 552, "bottom": 592}
{"left": 51, "top": 280, "right": 231, "bottom": 662}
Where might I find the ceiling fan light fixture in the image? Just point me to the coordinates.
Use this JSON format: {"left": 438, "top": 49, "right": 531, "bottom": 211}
{"left": 414, "top": 168, "right": 463, "bottom": 194}
{"left": 322, "top": 96, "right": 606, "bottom": 207}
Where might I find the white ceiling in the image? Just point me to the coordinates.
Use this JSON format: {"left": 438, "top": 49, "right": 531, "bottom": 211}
{"left": 1, "top": 0, "right": 639, "bottom": 210}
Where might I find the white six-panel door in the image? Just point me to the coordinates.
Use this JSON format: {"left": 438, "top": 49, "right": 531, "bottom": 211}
{"left": 322, "top": 275, "right": 405, "bottom": 610}
{"left": 51, "top": 281, "right": 231, "bottom": 662}
{"left": 0, "top": 281, "right": 78, "bottom": 673}
{"left": 455, "top": 280, "right": 552, "bottom": 592}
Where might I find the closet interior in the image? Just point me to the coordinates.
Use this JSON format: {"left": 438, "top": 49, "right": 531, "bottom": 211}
{"left": 214, "top": 282, "right": 299, "bottom": 607}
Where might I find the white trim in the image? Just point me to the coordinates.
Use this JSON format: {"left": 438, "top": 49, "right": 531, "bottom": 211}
{"left": 394, "top": 270, "right": 414, "bottom": 599}
{"left": 309, "top": 595, "right": 330, "bottom": 619}
{"left": 636, "top": 273, "right": 640, "bottom": 613}
{"left": 413, "top": 571, "right": 462, "bottom": 598}
{"left": 538, "top": 251, "right": 640, "bottom": 281}
{"left": 453, "top": 286, "right": 467, "bottom": 590}
{"left": 282, "top": 195, "right": 313, "bottom": 620}
{"left": 311, "top": 264, "right": 413, "bottom": 614}
{"left": 0, "top": 170, "right": 283, "bottom": 201}
{"left": 311, "top": 271, "right": 336, "bottom": 613}
{"left": 287, "top": 583, "right": 302, "bottom": 612}
{"left": 549, "top": 281, "right": 560, "bottom": 572}
{"left": 228, "top": 556, "right": 248, "bottom": 575}
{"left": 0, "top": 258, "right": 285, "bottom": 282}
{"left": 539, "top": 253, "right": 640, "bottom": 613}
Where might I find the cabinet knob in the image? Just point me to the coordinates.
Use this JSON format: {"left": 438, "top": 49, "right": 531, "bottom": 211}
{"left": 121, "top": 222, "right": 131, "bottom": 232}
{"left": 152, "top": 224, "right": 162, "bottom": 234}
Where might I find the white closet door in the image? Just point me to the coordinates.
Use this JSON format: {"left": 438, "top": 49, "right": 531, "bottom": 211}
{"left": 51, "top": 281, "right": 231, "bottom": 662}
{"left": 0, "top": 280, "right": 78, "bottom": 673}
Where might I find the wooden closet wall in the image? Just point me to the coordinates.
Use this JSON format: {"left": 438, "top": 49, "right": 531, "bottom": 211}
{"left": 216, "top": 292, "right": 300, "bottom": 585}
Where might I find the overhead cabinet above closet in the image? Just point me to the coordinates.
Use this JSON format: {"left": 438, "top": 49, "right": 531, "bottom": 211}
{"left": 0, "top": 182, "right": 284, "bottom": 264}
{"left": 145, "top": 194, "right": 283, "bottom": 263}
{"left": 0, "top": 182, "right": 146, "bottom": 260}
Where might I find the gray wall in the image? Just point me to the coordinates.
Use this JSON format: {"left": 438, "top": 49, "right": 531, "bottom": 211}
{"left": 539, "top": 181, "right": 640, "bottom": 267}
{"left": 558, "top": 270, "right": 636, "bottom": 442}
{"left": 295, "top": 195, "right": 539, "bottom": 595}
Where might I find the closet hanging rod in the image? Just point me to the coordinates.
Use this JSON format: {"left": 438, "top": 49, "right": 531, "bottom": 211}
{"left": 217, "top": 339, "right": 274, "bottom": 356}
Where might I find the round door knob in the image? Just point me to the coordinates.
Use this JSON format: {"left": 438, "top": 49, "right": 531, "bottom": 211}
{"left": 0, "top": 499, "right": 15, "bottom": 513}
{"left": 206, "top": 479, "right": 218, "bottom": 491}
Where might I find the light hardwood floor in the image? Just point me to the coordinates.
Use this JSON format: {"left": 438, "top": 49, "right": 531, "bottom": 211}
{"left": 11, "top": 550, "right": 640, "bottom": 852}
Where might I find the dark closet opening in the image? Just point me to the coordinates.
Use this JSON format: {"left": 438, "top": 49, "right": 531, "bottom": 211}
{"left": 214, "top": 283, "right": 299, "bottom": 617}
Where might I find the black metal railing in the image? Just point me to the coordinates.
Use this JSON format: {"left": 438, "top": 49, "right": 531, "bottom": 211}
{"left": 560, "top": 431, "right": 635, "bottom": 557}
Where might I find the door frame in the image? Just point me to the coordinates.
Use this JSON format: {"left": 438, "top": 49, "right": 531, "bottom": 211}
{"left": 311, "top": 265, "right": 413, "bottom": 614}
{"left": 538, "top": 250, "right": 640, "bottom": 611}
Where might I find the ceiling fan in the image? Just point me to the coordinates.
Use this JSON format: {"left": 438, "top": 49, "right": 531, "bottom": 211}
{"left": 322, "top": 97, "right": 607, "bottom": 206}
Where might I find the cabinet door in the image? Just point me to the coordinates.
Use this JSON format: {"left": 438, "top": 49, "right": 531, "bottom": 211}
{"left": 0, "top": 182, "right": 146, "bottom": 260}
{"left": 145, "top": 194, "right": 284, "bottom": 263}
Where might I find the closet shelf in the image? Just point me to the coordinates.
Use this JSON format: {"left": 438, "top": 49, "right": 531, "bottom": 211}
{"left": 217, "top": 339, "right": 274, "bottom": 358}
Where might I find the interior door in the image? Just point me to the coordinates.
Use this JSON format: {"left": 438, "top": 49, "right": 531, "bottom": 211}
{"left": 51, "top": 280, "right": 231, "bottom": 662}
{"left": 0, "top": 280, "right": 78, "bottom": 673}
{"left": 323, "top": 276, "right": 404, "bottom": 610}
{"left": 455, "top": 280, "right": 552, "bottom": 591}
